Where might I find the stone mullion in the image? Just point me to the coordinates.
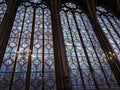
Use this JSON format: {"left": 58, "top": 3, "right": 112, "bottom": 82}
{"left": 115, "top": 0, "right": 120, "bottom": 17}
{"left": 25, "top": 7, "right": 36, "bottom": 90}
{"left": 0, "top": 0, "right": 12, "bottom": 36}
{"left": 88, "top": 14, "right": 120, "bottom": 84}
{"left": 80, "top": 13, "right": 110, "bottom": 88}
{"left": 0, "top": 0, "right": 18, "bottom": 68}
{"left": 9, "top": 6, "right": 27, "bottom": 90}
{"left": 89, "top": 17, "right": 120, "bottom": 84}
{"left": 50, "top": 0, "right": 72, "bottom": 89}
{"left": 84, "top": 0, "right": 120, "bottom": 85}
{"left": 41, "top": 8, "right": 45, "bottom": 90}
{"left": 0, "top": 0, "right": 17, "bottom": 44}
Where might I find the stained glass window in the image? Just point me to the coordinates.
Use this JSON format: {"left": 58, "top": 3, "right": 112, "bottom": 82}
{"left": 0, "top": 0, "right": 56, "bottom": 90}
{"left": 97, "top": 6, "right": 120, "bottom": 61}
{"left": 0, "top": 0, "right": 7, "bottom": 24}
{"left": 60, "top": 3, "right": 119, "bottom": 90}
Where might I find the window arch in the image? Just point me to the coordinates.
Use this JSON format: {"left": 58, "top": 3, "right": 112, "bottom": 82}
{"left": 96, "top": 6, "right": 120, "bottom": 61}
{"left": 60, "top": 2, "right": 119, "bottom": 89}
{"left": 0, "top": 0, "right": 7, "bottom": 24}
{"left": 0, "top": 0, "right": 56, "bottom": 90}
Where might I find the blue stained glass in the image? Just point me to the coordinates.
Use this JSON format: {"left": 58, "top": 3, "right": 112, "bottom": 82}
{"left": 0, "top": 0, "right": 120, "bottom": 89}
{"left": 30, "top": 0, "right": 41, "bottom": 3}
{"left": 60, "top": 10, "right": 89, "bottom": 89}
{"left": 0, "top": 6, "right": 24, "bottom": 89}
{"left": 0, "top": 1, "right": 56, "bottom": 90}
{"left": 0, "top": 0, "right": 7, "bottom": 23}
{"left": 60, "top": 2, "right": 119, "bottom": 89}
{"left": 31, "top": 7, "right": 56, "bottom": 90}
{"left": 97, "top": 6, "right": 120, "bottom": 61}
{"left": 12, "top": 6, "right": 33, "bottom": 90}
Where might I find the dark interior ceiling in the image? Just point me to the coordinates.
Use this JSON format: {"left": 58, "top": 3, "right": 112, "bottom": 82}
{"left": 6, "top": 0, "right": 120, "bottom": 17}
{"left": 99, "top": 0, "right": 120, "bottom": 11}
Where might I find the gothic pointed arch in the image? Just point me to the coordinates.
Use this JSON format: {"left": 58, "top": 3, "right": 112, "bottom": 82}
{"left": 0, "top": 0, "right": 120, "bottom": 90}
{"left": 60, "top": 2, "right": 119, "bottom": 90}
{"left": 0, "top": 0, "right": 56, "bottom": 90}
{"left": 96, "top": 6, "right": 120, "bottom": 61}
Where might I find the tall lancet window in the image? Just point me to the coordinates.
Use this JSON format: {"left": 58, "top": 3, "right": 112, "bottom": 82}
{"left": 97, "top": 6, "right": 120, "bottom": 61}
{"left": 0, "top": 0, "right": 7, "bottom": 24}
{"left": 0, "top": 0, "right": 56, "bottom": 90}
{"left": 60, "top": 2, "right": 119, "bottom": 90}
